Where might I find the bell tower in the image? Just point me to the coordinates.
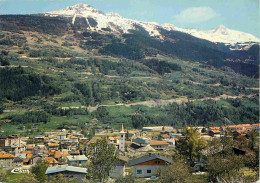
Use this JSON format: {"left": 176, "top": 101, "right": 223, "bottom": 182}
{"left": 119, "top": 124, "right": 126, "bottom": 152}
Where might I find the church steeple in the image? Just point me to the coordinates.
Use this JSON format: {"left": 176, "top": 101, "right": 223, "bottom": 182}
{"left": 120, "top": 123, "right": 125, "bottom": 133}
{"left": 119, "top": 123, "right": 125, "bottom": 152}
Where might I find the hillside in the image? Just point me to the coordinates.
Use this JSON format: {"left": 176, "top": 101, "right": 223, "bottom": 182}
{"left": 0, "top": 5, "right": 259, "bottom": 135}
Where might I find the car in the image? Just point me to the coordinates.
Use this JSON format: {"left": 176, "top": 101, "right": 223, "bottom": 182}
{"left": 150, "top": 176, "right": 159, "bottom": 180}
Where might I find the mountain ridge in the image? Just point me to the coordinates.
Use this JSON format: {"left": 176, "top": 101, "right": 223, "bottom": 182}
{"left": 44, "top": 4, "right": 260, "bottom": 48}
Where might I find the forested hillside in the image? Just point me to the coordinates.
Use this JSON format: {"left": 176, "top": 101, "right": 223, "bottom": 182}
{"left": 0, "top": 15, "right": 258, "bottom": 135}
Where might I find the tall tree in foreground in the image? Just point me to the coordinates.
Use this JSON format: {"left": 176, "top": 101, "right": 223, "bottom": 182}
{"left": 86, "top": 138, "right": 119, "bottom": 182}
{"left": 157, "top": 159, "right": 191, "bottom": 183}
{"left": 31, "top": 159, "right": 49, "bottom": 183}
{"left": 176, "top": 126, "right": 206, "bottom": 166}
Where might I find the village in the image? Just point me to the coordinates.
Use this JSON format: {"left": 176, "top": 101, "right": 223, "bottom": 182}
{"left": 0, "top": 123, "right": 259, "bottom": 182}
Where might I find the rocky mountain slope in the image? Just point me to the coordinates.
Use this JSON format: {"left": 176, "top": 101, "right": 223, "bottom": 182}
{"left": 45, "top": 4, "right": 260, "bottom": 49}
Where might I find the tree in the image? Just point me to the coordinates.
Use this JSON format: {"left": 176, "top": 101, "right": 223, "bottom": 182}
{"left": 207, "top": 154, "right": 243, "bottom": 182}
{"left": 16, "top": 173, "right": 39, "bottom": 183}
{"left": 115, "top": 173, "right": 136, "bottom": 183}
{"left": 247, "top": 129, "right": 258, "bottom": 151}
{"left": 31, "top": 159, "right": 49, "bottom": 183}
{"left": 86, "top": 138, "right": 119, "bottom": 182}
{"left": 157, "top": 159, "right": 192, "bottom": 183}
{"left": 0, "top": 168, "right": 6, "bottom": 182}
{"left": 176, "top": 126, "right": 206, "bottom": 166}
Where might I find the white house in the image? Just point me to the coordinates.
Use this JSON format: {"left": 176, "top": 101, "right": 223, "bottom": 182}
{"left": 129, "top": 154, "right": 172, "bottom": 178}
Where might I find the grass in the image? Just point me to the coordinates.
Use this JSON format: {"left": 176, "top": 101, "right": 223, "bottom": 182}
{"left": 5, "top": 171, "right": 28, "bottom": 183}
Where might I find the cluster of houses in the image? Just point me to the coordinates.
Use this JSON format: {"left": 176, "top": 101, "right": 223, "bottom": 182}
{"left": 0, "top": 123, "right": 259, "bottom": 182}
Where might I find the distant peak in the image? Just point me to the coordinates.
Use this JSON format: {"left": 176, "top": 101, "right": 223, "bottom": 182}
{"left": 54, "top": 3, "right": 105, "bottom": 15}
{"left": 66, "top": 4, "right": 94, "bottom": 10}
{"left": 106, "top": 12, "right": 122, "bottom": 17}
{"left": 218, "top": 24, "right": 226, "bottom": 29}
{"left": 214, "top": 24, "right": 229, "bottom": 35}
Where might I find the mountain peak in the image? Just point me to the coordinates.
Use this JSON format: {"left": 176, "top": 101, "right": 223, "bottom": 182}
{"left": 46, "top": 3, "right": 104, "bottom": 16}
{"left": 64, "top": 4, "right": 95, "bottom": 12}
{"left": 44, "top": 5, "right": 259, "bottom": 46}
{"left": 214, "top": 24, "right": 229, "bottom": 35}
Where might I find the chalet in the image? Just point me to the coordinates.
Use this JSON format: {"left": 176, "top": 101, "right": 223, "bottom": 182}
{"left": 67, "top": 155, "right": 88, "bottom": 166}
{"left": 45, "top": 165, "right": 87, "bottom": 183}
{"left": 149, "top": 140, "right": 169, "bottom": 150}
{"left": 129, "top": 154, "right": 172, "bottom": 178}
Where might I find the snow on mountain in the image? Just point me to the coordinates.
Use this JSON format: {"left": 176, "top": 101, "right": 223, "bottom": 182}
{"left": 45, "top": 4, "right": 260, "bottom": 48}
{"left": 45, "top": 4, "right": 161, "bottom": 37}
{"left": 175, "top": 25, "right": 260, "bottom": 45}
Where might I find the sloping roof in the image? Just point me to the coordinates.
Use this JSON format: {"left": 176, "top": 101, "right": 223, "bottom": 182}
{"left": 253, "top": 123, "right": 260, "bottom": 127}
{"left": 22, "top": 151, "right": 33, "bottom": 154}
{"left": 48, "top": 143, "right": 59, "bottom": 147}
{"left": 211, "top": 130, "right": 220, "bottom": 134}
{"left": 45, "top": 165, "right": 87, "bottom": 174}
{"left": 161, "top": 134, "right": 170, "bottom": 139}
{"left": 129, "top": 154, "right": 172, "bottom": 166}
{"left": 14, "top": 156, "right": 24, "bottom": 163}
{"left": 209, "top": 127, "right": 220, "bottom": 130}
{"left": 150, "top": 140, "right": 169, "bottom": 146}
{"left": 23, "top": 159, "right": 30, "bottom": 163}
{"left": 26, "top": 145, "right": 34, "bottom": 149}
{"left": 54, "top": 151, "right": 62, "bottom": 159}
{"left": 132, "top": 137, "right": 149, "bottom": 145}
{"left": 0, "top": 153, "right": 15, "bottom": 159}
{"left": 43, "top": 157, "right": 58, "bottom": 164}
{"left": 67, "top": 155, "right": 88, "bottom": 161}
{"left": 108, "top": 136, "right": 119, "bottom": 141}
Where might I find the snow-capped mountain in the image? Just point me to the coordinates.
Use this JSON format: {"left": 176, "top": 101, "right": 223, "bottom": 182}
{"left": 45, "top": 4, "right": 260, "bottom": 49}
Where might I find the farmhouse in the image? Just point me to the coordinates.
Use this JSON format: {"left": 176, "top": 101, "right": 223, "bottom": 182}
{"left": 129, "top": 153, "right": 172, "bottom": 178}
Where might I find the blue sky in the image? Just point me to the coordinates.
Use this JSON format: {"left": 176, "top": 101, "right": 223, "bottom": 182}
{"left": 0, "top": 0, "right": 259, "bottom": 37}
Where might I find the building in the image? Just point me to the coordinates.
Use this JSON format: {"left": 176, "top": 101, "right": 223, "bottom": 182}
{"left": 109, "top": 156, "right": 128, "bottom": 178}
{"left": 208, "top": 127, "right": 221, "bottom": 137}
{"left": 43, "top": 157, "right": 58, "bottom": 165}
{"left": 149, "top": 140, "right": 169, "bottom": 150}
{"left": 129, "top": 154, "right": 172, "bottom": 178}
{"left": 0, "top": 153, "right": 15, "bottom": 168}
{"left": 67, "top": 155, "right": 88, "bottom": 166}
{"left": 252, "top": 124, "right": 260, "bottom": 131}
{"left": 0, "top": 135, "right": 21, "bottom": 148}
{"left": 119, "top": 124, "right": 126, "bottom": 152}
{"left": 108, "top": 136, "right": 119, "bottom": 144}
{"left": 45, "top": 165, "right": 87, "bottom": 182}
{"left": 142, "top": 126, "right": 174, "bottom": 132}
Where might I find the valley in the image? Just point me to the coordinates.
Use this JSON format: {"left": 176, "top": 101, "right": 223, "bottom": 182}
{"left": 0, "top": 4, "right": 259, "bottom": 136}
